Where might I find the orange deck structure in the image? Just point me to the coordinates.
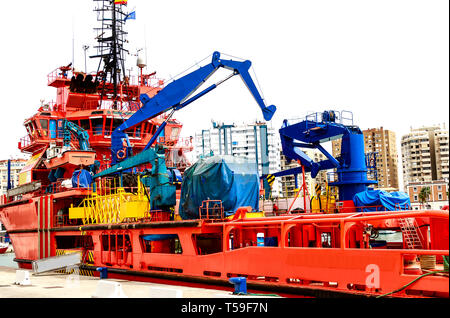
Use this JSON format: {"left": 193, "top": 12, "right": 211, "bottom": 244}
{"left": 1, "top": 181, "right": 448, "bottom": 298}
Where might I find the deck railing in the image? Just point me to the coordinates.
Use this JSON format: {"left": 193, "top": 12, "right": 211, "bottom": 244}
{"left": 47, "top": 67, "right": 165, "bottom": 90}
{"left": 199, "top": 200, "right": 224, "bottom": 220}
{"left": 19, "top": 128, "right": 193, "bottom": 152}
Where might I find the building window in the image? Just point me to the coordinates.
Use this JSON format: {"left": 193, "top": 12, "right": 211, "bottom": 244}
{"left": 438, "top": 193, "right": 443, "bottom": 200}
{"left": 413, "top": 195, "right": 418, "bottom": 202}
{"left": 413, "top": 187, "right": 417, "bottom": 192}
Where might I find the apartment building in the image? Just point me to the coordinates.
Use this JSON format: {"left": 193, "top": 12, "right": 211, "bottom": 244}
{"left": 194, "top": 121, "right": 282, "bottom": 197}
{"left": 401, "top": 124, "right": 449, "bottom": 187}
{"left": 0, "top": 159, "right": 27, "bottom": 195}
{"left": 363, "top": 127, "right": 399, "bottom": 190}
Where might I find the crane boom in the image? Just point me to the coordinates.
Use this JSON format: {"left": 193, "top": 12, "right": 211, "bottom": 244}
{"left": 111, "top": 51, "right": 276, "bottom": 164}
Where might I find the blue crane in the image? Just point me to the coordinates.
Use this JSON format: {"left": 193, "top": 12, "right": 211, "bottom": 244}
{"left": 266, "top": 111, "right": 377, "bottom": 202}
{"left": 110, "top": 51, "right": 276, "bottom": 164}
{"left": 61, "top": 120, "right": 91, "bottom": 151}
{"left": 94, "top": 52, "right": 276, "bottom": 211}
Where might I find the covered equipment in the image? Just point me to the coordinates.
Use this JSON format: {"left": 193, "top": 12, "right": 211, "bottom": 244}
{"left": 72, "top": 169, "right": 93, "bottom": 188}
{"left": 353, "top": 189, "right": 411, "bottom": 212}
{"left": 179, "top": 156, "right": 259, "bottom": 220}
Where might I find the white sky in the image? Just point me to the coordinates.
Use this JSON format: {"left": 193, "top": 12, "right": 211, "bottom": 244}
{"left": 0, "top": 0, "right": 448, "bottom": 189}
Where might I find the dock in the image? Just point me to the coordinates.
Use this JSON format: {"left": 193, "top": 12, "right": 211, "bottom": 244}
{"left": 0, "top": 266, "right": 279, "bottom": 299}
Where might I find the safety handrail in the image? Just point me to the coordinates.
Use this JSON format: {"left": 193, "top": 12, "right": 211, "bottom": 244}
{"left": 19, "top": 127, "right": 193, "bottom": 151}
{"left": 199, "top": 200, "right": 224, "bottom": 220}
{"left": 47, "top": 67, "right": 165, "bottom": 89}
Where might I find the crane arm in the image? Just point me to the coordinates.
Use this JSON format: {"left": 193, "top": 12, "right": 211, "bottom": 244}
{"left": 62, "top": 120, "right": 91, "bottom": 151}
{"left": 111, "top": 51, "right": 276, "bottom": 164}
{"left": 278, "top": 117, "right": 348, "bottom": 178}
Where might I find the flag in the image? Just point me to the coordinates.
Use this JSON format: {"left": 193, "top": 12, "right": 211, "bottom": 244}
{"left": 124, "top": 11, "right": 136, "bottom": 21}
{"left": 115, "top": 0, "right": 128, "bottom": 5}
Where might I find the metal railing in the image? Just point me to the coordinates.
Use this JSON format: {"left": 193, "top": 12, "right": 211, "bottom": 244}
{"left": 47, "top": 68, "right": 74, "bottom": 86}
{"left": 74, "top": 179, "right": 150, "bottom": 225}
{"left": 47, "top": 67, "right": 165, "bottom": 90}
{"left": 284, "top": 110, "right": 355, "bottom": 129}
{"left": 19, "top": 127, "right": 193, "bottom": 151}
{"left": 199, "top": 200, "right": 224, "bottom": 220}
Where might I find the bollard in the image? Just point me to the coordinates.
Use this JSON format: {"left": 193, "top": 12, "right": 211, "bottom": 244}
{"left": 96, "top": 267, "right": 108, "bottom": 279}
{"left": 229, "top": 277, "right": 247, "bottom": 295}
{"left": 14, "top": 270, "right": 32, "bottom": 286}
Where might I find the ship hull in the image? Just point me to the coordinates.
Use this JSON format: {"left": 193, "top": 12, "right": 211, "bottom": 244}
{"left": 2, "top": 197, "right": 449, "bottom": 298}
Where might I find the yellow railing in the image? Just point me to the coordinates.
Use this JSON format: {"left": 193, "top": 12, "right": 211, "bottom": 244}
{"left": 69, "top": 176, "right": 150, "bottom": 224}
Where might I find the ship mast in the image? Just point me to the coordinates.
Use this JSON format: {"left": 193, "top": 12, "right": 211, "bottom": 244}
{"left": 92, "top": 0, "right": 129, "bottom": 110}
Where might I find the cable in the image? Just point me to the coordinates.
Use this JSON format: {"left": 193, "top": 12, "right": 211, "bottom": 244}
{"left": 221, "top": 53, "right": 246, "bottom": 61}
{"left": 444, "top": 255, "right": 449, "bottom": 271}
{"left": 251, "top": 66, "right": 266, "bottom": 102}
{"left": 376, "top": 269, "right": 449, "bottom": 298}
{"left": 165, "top": 54, "right": 212, "bottom": 84}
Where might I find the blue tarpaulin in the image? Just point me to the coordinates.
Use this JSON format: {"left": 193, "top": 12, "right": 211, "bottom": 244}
{"left": 179, "top": 155, "right": 260, "bottom": 220}
{"left": 72, "top": 169, "right": 93, "bottom": 188}
{"left": 353, "top": 189, "right": 411, "bottom": 211}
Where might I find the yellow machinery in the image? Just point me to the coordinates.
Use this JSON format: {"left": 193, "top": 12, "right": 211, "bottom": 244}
{"left": 69, "top": 176, "right": 150, "bottom": 224}
{"left": 311, "top": 183, "right": 337, "bottom": 213}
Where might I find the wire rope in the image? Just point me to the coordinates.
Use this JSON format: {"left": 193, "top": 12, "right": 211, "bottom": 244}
{"left": 375, "top": 269, "right": 449, "bottom": 298}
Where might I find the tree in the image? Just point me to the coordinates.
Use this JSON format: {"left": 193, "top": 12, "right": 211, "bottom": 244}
{"left": 418, "top": 186, "right": 431, "bottom": 208}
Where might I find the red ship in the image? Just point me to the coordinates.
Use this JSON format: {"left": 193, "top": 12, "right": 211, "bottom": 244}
{"left": 0, "top": 0, "right": 448, "bottom": 298}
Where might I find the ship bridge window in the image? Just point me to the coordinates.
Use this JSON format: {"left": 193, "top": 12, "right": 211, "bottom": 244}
{"left": 79, "top": 119, "right": 90, "bottom": 131}
{"left": 39, "top": 119, "right": 48, "bottom": 130}
{"left": 112, "top": 119, "right": 124, "bottom": 131}
{"left": 25, "top": 124, "right": 32, "bottom": 136}
{"left": 170, "top": 127, "right": 180, "bottom": 139}
{"left": 135, "top": 126, "right": 141, "bottom": 138}
{"left": 148, "top": 122, "right": 157, "bottom": 136}
{"left": 30, "top": 121, "right": 39, "bottom": 136}
{"left": 91, "top": 118, "right": 104, "bottom": 136}
{"left": 140, "top": 234, "right": 182, "bottom": 254}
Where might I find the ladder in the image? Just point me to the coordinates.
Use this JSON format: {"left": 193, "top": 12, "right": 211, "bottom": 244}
{"left": 398, "top": 218, "right": 423, "bottom": 249}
